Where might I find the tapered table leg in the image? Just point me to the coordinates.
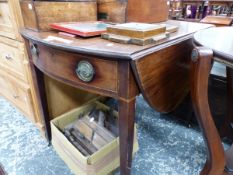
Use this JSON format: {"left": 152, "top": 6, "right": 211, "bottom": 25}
{"left": 190, "top": 47, "right": 225, "bottom": 175}
{"left": 117, "top": 61, "right": 138, "bottom": 175}
{"left": 119, "top": 99, "right": 136, "bottom": 175}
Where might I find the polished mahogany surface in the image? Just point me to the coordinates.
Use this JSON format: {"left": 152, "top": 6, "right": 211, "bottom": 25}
{"left": 194, "top": 27, "right": 233, "bottom": 66}
{"left": 21, "top": 20, "right": 213, "bottom": 60}
{"left": 22, "top": 20, "right": 214, "bottom": 175}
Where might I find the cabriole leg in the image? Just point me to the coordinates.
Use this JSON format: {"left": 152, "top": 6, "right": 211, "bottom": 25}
{"left": 190, "top": 47, "right": 225, "bottom": 175}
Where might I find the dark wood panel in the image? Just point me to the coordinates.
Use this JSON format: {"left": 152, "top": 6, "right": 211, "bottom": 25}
{"left": 117, "top": 61, "right": 138, "bottom": 175}
{"left": 127, "top": 0, "right": 168, "bottom": 23}
{"left": 97, "top": 1, "right": 127, "bottom": 23}
{"left": 118, "top": 61, "right": 139, "bottom": 99}
{"left": 132, "top": 39, "right": 193, "bottom": 113}
{"left": 30, "top": 43, "right": 119, "bottom": 96}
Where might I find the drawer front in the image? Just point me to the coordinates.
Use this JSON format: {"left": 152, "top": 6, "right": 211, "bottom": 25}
{"left": 0, "top": 71, "right": 13, "bottom": 99}
{"left": 31, "top": 43, "right": 118, "bottom": 94}
{"left": 0, "top": 1, "right": 16, "bottom": 39}
{"left": 0, "top": 70, "right": 35, "bottom": 122}
{"left": 0, "top": 41, "right": 27, "bottom": 81}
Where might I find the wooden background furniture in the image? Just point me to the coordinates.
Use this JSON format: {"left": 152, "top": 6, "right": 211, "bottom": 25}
{"left": 20, "top": 0, "right": 97, "bottom": 31}
{"left": 0, "top": 163, "right": 6, "bottom": 175}
{"left": 0, "top": 0, "right": 43, "bottom": 129}
{"left": 194, "top": 14, "right": 233, "bottom": 141}
{"left": 0, "top": 0, "right": 98, "bottom": 137}
{"left": 192, "top": 27, "right": 233, "bottom": 175}
{"left": 21, "top": 20, "right": 212, "bottom": 175}
{"left": 97, "top": 0, "right": 168, "bottom": 23}
{"left": 180, "top": 0, "right": 233, "bottom": 21}
{"left": 168, "top": 0, "right": 182, "bottom": 19}
{"left": 200, "top": 15, "right": 233, "bottom": 26}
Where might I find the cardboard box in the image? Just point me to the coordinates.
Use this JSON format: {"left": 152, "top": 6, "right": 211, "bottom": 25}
{"left": 51, "top": 101, "right": 138, "bottom": 175}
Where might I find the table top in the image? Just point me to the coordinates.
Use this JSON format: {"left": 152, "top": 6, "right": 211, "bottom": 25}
{"left": 194, "top": 27, "right": 233, "bottom": 66}
{"left": 21, "top": 20, "right": 212, "bottom": 61}
{"left": 200, "top": 16, "right": 233, "bottom": 26}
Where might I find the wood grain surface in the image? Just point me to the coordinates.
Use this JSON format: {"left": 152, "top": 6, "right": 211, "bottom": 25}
{"left": 20, "top": 1, "right": 97, "bottom": 31}
{"left": 31, "top": 43, "right": 119, "bottom": 97}
{"left": 200, "top": 16, "right": 233, "bottom": 26}
{"left": 132, "top": 38, "right": 193, "bottom": 113}
{"left": 127, "top": 0, "right": 168, "bottom": 23}
{"left": 97, "top": 0, "right": 127, "bottom": 23}
{"left": 44, "top": 75, "right": 99, "bottom": 120}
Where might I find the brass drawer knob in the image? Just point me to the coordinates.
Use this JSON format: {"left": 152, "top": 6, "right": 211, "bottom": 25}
{"left": 76, "top": 61, "right": 95, "bottom": 82}
{"left": 4, "top": 53, "right": 13, "bottom": 60}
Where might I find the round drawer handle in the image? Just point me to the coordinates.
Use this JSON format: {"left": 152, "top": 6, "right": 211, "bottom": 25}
{"left": 31, "top": 43, "right": 39, "bottom": 57}
{"left": 5, "top": 54, "right": 13, "bottom": 60}
{"left": 13, "top": 95, "right": 19, "bottom": 99}
{"left": 75, "top": 61, "right": 95, "bottom": 83}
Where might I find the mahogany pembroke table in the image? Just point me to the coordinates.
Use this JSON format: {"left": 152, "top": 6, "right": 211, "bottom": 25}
{"left": 21, "top": 20, "right": 212, "bottom": 175}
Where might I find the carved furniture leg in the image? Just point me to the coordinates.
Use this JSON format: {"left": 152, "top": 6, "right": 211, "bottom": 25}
{"left": 190, "top": 47, "right": 225, "bottom": 175}
{"left": 118, "top": 61, "right": 138, "bottom": 175}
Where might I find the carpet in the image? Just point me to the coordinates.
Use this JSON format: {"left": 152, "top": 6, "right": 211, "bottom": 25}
{"left": 0, "top": 163, "right": 7, "bottom": 175}
{"left": 0, "top": 96, "right": 229, "bottom": 175}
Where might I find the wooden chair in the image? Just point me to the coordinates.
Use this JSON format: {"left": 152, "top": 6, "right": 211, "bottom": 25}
{"left": 192, "top": 26, "right": 233, "bottom": 175}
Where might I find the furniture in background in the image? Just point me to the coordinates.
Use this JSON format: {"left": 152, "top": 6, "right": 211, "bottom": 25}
{"left": 200, "top": 15, "right": 233, "bottom": 26}
{"left": 192, "top": 27, "right": 233, "bottom": 174}
{"left": 0, "top": 0, "right": 43, "bottom": 130}
{"left": 208, "top": 0, "right": 233, "bottom": 16}
{"left": 97, "top": 0, "right": 168, "bottom": 23}
{"left": 21, "top": 20, "right": 212, "bottom": 175}
{"left": 168, "top": 0, "right": 183, "bottom": 19}
{"left": 20, "top": 0, "right": 97, "bottom": 31}
{"left": 180, "top": 0, "right": 233, "bottom": 21}
{"left": 0, "top": 0, "right": 99, "bottom": 138}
